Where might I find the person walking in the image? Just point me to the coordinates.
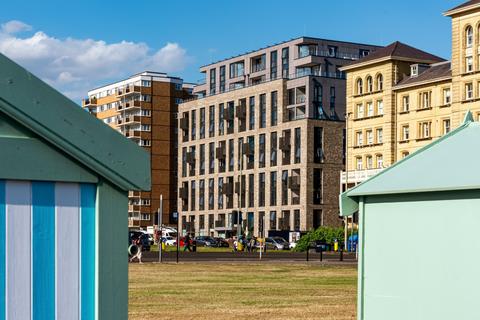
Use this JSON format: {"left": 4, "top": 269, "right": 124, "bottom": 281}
{"left": 129, "top": 237, "right": 143, "bottom": 264}
{"left": 183, "top": 234, "right": 192, "bottom": 252}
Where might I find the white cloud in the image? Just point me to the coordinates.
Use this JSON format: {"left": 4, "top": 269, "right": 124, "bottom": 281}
{"left": 0, "top": 20, "right": 192, "bottom": 101}
{"left": 1, "top": 20, "right": 32, "bottom": 34}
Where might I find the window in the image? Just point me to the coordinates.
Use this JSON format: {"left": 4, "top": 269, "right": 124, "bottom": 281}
{"left": 466, "top": 83, "right": 474, "bottom": 100}
{"left": 209, "top": 142, "right": 215, "bottom": 174}
{"left": 190, "top": 181, "right": 196, "bottom": 211}
{"left": 199, "top": 180, "right": 205, "bottom": 211}
{"left": 189, "top": 146, "right": 196, "bottom": 176}
{"left": 270, "top": 172, "right": 277, "bottom": 206}
{"left": 191, "top": 110, "right": 196, "bottom": 140}
{"left": 377, "top": 100, "right": 384, "bottom": 115}
{"left": 271, "top": 51, "right": 278, "bottom": 80}
{"left": 376, "top": 128, "right": 383, "bottom": 144}
{"left": 237, "top": 137, "right": 244, "bottom": 170}
{"left": 328, "top": 46, "right": 337, "bottom": 57}
{"left": 270, "top": 132, "right": 277, "bottom": 166}
{"left": 260, "top": 94, "right": 266, "bottom": 128}
{"left": 419, "top": 91, "right": 431, "bottom": 109}
{"left": 209, "top": 68, "right": 216, "bottom": 95}
{"left": 229, "top": 61, "right": 244, "bottom": 78}
{"left": 356, "top": 157, "right": 363, "bottom": 170}
{"left": 313, "top": 82, "right": 324, "bottom": 119}
{"left": 356, "top": 131, "right": 363, "bottom": 146}
{"left": 313, "top": 127, "right": 324, "bottom": 163}
{"left": 271, "top": 91, "right": 278, "bottom": 126}
{"left": 366, "top": 155, "right": 373, "bottom": 169}
{"left": 366, "top": 130, "right": 373, "bottom": 145}
{"left": 199, "top": 108, "right": 205, "bottom": 139}
{"left": 251, "top": 54, "right": 266, "bottom": 73}
{"left": 249, "top": 96, "right": 255, "bottom": 130}
{"left": 227, "top": 101, "right": 235, "bottom": 134}
{"left": 259, "top": 173, "right": 265, "bottom": 207}
{"left": 402, "top": 95, "right": 410, "bottom": 112}
{"left": 376, "top": 155, "right": 383, "bottom": 168}
{"left": 443, "top": 119, "right": 451, "bottom": 134}
{"left": 329, "top": 86, "right": 336, "bottom": 118}
{"left": 209, "top": 105, "right": 215, "bottom": 137}
{"left": 228, "top": 139, "right": 234, "bottom": 172}
{"left": 294, "top": 128, "right": 301, "bottom": 163}
{"left": 466, "top": 56, "right": 474, "bottom": 73}
{"left": 418, "top": 121, "right": 432, "bottom": 139}
{"left": 281, "top": 170, "right": 288, "bottom": 205}
{"left": 270, "top": 211, "right": 277, "bottom": 231}
{"left": 247, "top": 136, "right": 255, "bottom": 169}
{"left": 199, "top": 144, "right": 205, "bottom": 175}
{"left": 356, "top": 78, "right": 363, "bottom": 95}
{"left": 466, "top": 26, "right": 474, "bottom": 48}
{"left": 402, "top": 125, "right": 410, "bottom": 141}
{"left": 294, "top": 210, "right": 300, "bottom": 232}
{"left": 313, "top": 168, "right": 322, "bottom": 205}
{"left": 219, "top": 66, "right": 226, "bottom": 93}
{"left": 218, "top": 103, "right": 225, "bottom": 135}
{"left": 259, "top": 134, "right": 266, "bottom": 168}
{"left": 182, "top": 147, "right": 187, "bottom": 177}
{"left": 141, "top": 80, "right": 151, "bottom": 87}
{"left": 356, "top": 103, "right": 364, "bottom": 118}
{"left": 376, "top": 74, "right": 383, "bottom": 91}
{"left": 366, "top": 76, "right": 373, "bottom": 92}
{"left": 282, "top": 48, "right": 289, "bottom": 78}
{"left": 443, "top": 88, "right": 451, "bottom": 105}
{"left": 218, "top": 177, "right": 223, "bottom": 209}
{"left": 248, "top": 174, "right": 254, "bottom": 207}
{"left": 367, "top": 102, "right": 374, "bottom": 117}
{"left": 208, "top": 179, "right": 214, "bottom": 210}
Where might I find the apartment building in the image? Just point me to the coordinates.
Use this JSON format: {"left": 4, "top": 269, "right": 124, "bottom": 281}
{"left": 178, "top": 37, "right": 380, "bottom": 238}
{"left": 83, "top": 72, "right": 193, "bottom": 227}
{"left": 341, "top": 0, "right": 480, "bottom": 190}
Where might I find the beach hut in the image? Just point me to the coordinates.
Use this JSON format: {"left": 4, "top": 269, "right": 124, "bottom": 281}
{"left": 340, "top": 112, "right": 480, "bottom": 320}
{"left": 0, "top": 53, "right": 150, "bottom": 319}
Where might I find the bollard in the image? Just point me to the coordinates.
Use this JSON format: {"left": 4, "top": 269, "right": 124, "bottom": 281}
{"left": 319, "top": 247, "right": 323, "bottom": 262}
{"left": 340, "top": 249, "right": 344, "bottom": 261}
{"left": 306, "top": 247, "right": 309, "bottom": 262}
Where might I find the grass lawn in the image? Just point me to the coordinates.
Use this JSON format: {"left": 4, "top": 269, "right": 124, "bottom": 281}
{"left": 129, "top": 263, "right": 357, "bottom": 320}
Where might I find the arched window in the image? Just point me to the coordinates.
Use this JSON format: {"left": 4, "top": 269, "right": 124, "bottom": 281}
{"left": 366, "top": 76, "right": 373, "bottom": 92}
{"left": 376, "top": 74, "right": 383, "bottom": 91}
{"left": 466, "top": 26, "right": 473, "bottom": 48}
{"left": 356, "top": 78, "right": 363, "bottom": 95}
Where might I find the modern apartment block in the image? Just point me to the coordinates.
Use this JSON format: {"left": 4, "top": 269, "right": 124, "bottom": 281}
{"left": 177, "top": 37, "right": 380, "bottom": 238}
{"left": 82, "top": 72, "right": 193, "bottom": 227}
{"left": 341, "top": 0, "right": 480, "bottom": 190}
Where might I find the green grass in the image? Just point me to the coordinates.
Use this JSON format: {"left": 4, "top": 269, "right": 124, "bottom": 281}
{"left": 129, "top": 263, "right": 357, "bottom": 320}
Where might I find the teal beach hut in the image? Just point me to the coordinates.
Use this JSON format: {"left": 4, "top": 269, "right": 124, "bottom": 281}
{"left": 0, "top": 53, "right": 150, "bottom": 319}
{"left": 340, "top": 112, "right": 480, "bottom": 320}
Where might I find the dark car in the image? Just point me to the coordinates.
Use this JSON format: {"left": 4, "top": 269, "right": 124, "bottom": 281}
{"left": 128, "top": 231, "right": 151, "bottom": 251}
{"left": 194, "top": 236, "right": 218, "bottom": 247}
{"left": 214, "top": 237, "right": 230, "bottom": 248}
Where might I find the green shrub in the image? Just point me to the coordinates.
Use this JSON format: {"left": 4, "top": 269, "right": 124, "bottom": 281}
{"left": 294, "top": 227, "right": 347, "bottom": 252}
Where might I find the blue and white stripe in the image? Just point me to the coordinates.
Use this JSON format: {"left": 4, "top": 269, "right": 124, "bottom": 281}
{"left": 0, "top": 180, "right": 96, "bottom": 320}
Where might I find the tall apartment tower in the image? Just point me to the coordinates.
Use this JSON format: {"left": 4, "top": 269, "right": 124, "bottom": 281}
{"left": 341, "top": 0, "right": 480, "bottom": 192}
{"left": 83, "top": 72, "right": 193, "bottom": 227}
{"left": 178, "top": 37, "right": 380, "bottom": 239}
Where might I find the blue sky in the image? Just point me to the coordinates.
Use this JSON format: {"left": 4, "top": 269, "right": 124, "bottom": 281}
{"left": 0, "top": 0, "right": 462, "bottom": 101}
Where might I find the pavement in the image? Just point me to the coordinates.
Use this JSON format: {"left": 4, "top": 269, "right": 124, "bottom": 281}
{"left": 137, "top": 250, "right": 358, "bottom": 265}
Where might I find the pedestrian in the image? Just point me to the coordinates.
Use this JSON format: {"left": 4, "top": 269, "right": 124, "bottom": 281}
{"left": 129, "top": 237, "right": 143, "bottom": 264}
{"left": 250, "top": 236, "right": 256, "bottom": 253}
{"left": 183, "top": 234, "right": 192, "bottom": 252}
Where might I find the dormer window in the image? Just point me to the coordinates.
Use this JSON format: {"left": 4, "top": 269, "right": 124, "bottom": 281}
{"left": 411, "top": 65, "right": 419, "bottom": 77}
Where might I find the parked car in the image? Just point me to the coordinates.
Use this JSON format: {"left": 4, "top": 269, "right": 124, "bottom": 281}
{"left": 265, "top": 237, "right": 289, "bottom": 250}
{"left": 214, "top": 237, "right": 230, "bottom": 248}
{"left": 128, "top": 231, "right": 151, "bottom": 251}
{"left": 162, "top": 236, "right": 177, "bottom": 246}
{"left": 289, "top": 242, "right": 297, "bottom": 249}
{"left": 194, "top": 236, "right": 218, "bottom": 247}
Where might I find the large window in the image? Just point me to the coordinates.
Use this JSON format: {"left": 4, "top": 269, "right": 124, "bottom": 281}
{"left": 313, "top": 81, "right": 324, "bottom": 119}
{"left": 208, "top": 142, "right": 215, "bottom": 174}
{"left": 466, "top": 83, "right": 474, "bottom": 100}
{"left": 199, "top": 144, "right": 205, "bottom": 175}
{"left": 270, "top": 132, "right": 277, "bottom": 166}
{"left": 247, "top": 136, "right": 255, "bottom": 169}
{"left": 313, "top": 169, "right": 322, "bottom": 205}
{"left": 190, "top": 181, "right": 196, "bottom": 211}
{"left": 314, "top": 127, "right": 323, "bottom": 163}
{"left": 270, "top": 171, "right": 277, "bottom": 206}
{"left": 402, "top": 96, "right": 410, "bottom": 112}
{"left": 229, "top": 61, "right": 244, "bottom": 78}
{"left": 182, "top": 147, "right": 187, "bottom": 177}
{"left": 259, "top": 134, "right": 266, "bottom": 168}
{"left": 443, "top": 88, "right": 451, "bottom": 105}
{"left": 191, "top": 110, "right": 196, "bottom": 140}
{"left": 294, "top": 128, "right": 301, "bottom": 163}
{"left": 366, "top": 76, "right": 373, "bottom": 92}
{"left": 199, "top": 180, "right": 205, "bottom": 211}
{"left": 199, "top": 107, "right": 205, "bottom": 139}
{"left": 219, "top": 66, "right": 226, "bottom": 93}
{"left": 466, "top": 26, "right": 474, "bottom": 48}
{"left": 270, "top": 51, "right": 278, "bottom": 80}
{"left": 356, "top": 78, "right": 363, "bottom": 95}
{"left": 259, "top": 173, "right": 265, "bottom": 207}
{"left": 248, "top": 174, "right": 254, "bottom": 207}
{"left": 281, "top": 170, "right": 288, "bottom": 206}
{"left": 376, "top": 74, "right": 383, "bottom": 91}
{"left": 260, "top": 94, "right": 266, "bottom": 128}
{"left": 227, "top": 101, "right": 235, "bottom": 134}
{"left": 218, "top": 177, "right": 223, "bottom": 209}
{"left": 282, "top": 47, "right": 289, "bottom": 78}
{"left": 218, "top": 103, "right": 225, "bottom": 135}
{"left": 189, "top": 146, "right": 196, "bottom": 177}
{"left": 209, "top": 68, "right": 216, "bottom": 95}
{"left": 443, "top": 119, "right": 451, "bottom": 134}
{"left": 402, "top": 125, "right": 410, "bottom": 141}
{"left": 418, "top": 121, "right": 432, "bottom": 139}
{"left": 419, "top": 91, "right": 431, "bottom": 109}
{"left": 209, "top": 105, "right": 215, "bottom": 137}
{"left": 271, "top": 91, "right": 278, "bottom": 126}
{"left": 208, "top": 178, "right": 214, "bottom": 210}
{"left": 228, "top": 139, "right": 234, "bottom": 172}
{"left": 249, "top": 96, "right": 255, "bottom": 130}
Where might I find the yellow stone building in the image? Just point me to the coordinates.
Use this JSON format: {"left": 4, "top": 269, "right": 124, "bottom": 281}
{"left": 341, "top": 0, "right": 480, "bottom": 189}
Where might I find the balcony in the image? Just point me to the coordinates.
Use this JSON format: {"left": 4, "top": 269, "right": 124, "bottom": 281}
{"left": 82, "top": 97, "right": 97, "bottom": 111}
{"left": 340, "top": 168, "right": 385, "bottom": 185}
{"left": 118, "top": 100, "right": 143, "bottom": 111}
{"left": 279, "top": 137, "right": 291, "bottom": 151}
{"left": 117, "top": 115, "right": 141, "bottom": 127}
{"left": 288, "top": 176, "right": 300, "bottom": 190}
{"left": 116, "top": 85, "right": 141, "bottom": 97}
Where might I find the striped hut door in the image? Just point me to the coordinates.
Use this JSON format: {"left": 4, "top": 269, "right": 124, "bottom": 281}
{"left": 0, "top": 180, "right": 96, "bottom": 320}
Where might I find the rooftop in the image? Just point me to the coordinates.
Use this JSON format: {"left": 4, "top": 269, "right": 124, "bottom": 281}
{"left": 444, "top": 0, "right": 480, "bottom": 16}
{"left": 394, "top": 61, "right": 452, "bottom": 88}
{"left": 341, "top": 41, "right": 445, "bottom": 70}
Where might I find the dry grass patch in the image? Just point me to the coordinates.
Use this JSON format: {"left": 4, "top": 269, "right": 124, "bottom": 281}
{"left": 129, "top": 263, "right": 357, "bottom": 320}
